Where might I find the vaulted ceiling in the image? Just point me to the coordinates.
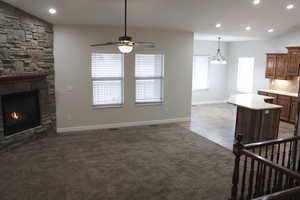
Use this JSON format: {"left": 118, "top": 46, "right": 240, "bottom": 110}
{"left": 3, "top": 0, "right": 300, "bottom": 41}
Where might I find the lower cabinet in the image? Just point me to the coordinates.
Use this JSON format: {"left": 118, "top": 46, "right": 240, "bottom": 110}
{"left": 257, "top": 91, "right": 298, "bottom": 123}
{"left": 276, "top": 95, "right": 291, "bottom": 121}
{"left": 290, "top": 98, "right": 298, "bottom": 123}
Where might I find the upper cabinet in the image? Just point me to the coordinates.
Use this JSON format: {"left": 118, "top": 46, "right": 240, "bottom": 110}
{"left": 266, "top": 54, "right": 277, "bottom": 79}
{"left": 275, "top": 54, "right": 289, "bottom": 80}
{"left": 265, "top": 54, "right": 288, "bottom": 80}
{"left": 265, "top": 47, "right": 300, "bottom": 80}
{"left": 286, "top": 47, "right": 300, "bottom": 76}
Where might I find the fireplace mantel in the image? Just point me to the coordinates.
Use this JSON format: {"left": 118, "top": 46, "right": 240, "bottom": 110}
{"left": 0, "top": 72, "right": 49, "bottom": 83}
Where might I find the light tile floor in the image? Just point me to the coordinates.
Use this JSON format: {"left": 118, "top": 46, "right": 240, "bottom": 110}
{"left": 179, "top": 103, "right": 295, "bottom": 150}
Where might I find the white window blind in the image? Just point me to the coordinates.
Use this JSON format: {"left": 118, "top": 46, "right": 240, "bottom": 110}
{"left": 135, "top": 54, "right": 164, "bottom": 103}
{"left": 192, "top": 56, "right": 209, "bottom": 90}
{"left": 91, "top": 53, "right": 124, "bottom": 105}
{"left": 237, "top": 57, "right": 255, "bottom": 93}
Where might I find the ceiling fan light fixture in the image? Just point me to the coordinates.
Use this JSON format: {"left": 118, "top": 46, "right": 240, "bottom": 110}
{"left": 118, "top": 44, "right": 133, "bottom": 54}
{"left": 90, "top": 0, "right": 155, "bottom": 52}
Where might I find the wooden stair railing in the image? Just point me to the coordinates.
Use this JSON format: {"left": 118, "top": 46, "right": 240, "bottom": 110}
{"left": 230, "top": 135, "right": 300, "bottom": 200}
{"left": 252, "top": 186, "right": 300, "bottom": 200}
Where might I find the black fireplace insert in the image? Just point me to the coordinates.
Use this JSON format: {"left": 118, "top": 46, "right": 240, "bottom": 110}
{"left": 1, "top": 90, "right": 41, "bottom": 136}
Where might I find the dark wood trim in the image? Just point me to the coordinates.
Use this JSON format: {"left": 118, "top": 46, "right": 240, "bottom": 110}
{"left": 243, "top": 136, "right": 300, "bottom": 149}
{"left": 251, "top": 186, "right": 300, "bottom": 200}
{"left": 242, "top": 149, "right": 300, "bottom": 180}
{"left": 0, "top": 72, "right": 49, "bottom": 83}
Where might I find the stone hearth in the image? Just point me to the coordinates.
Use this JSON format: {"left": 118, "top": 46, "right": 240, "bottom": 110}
{"left": 0, "top": 2, "right": 56, "bottom": 151}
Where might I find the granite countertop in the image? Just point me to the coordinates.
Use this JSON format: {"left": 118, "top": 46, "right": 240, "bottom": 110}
{"left": 228, "top": 94, "right": 282, "bottom": 110}
{"left": 258, "top": 89, "right": 298, "bottom": 98}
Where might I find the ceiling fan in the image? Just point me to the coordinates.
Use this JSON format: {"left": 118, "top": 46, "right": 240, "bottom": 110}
{"left": 90, "top": 0, "right": 155, "bottom": 53}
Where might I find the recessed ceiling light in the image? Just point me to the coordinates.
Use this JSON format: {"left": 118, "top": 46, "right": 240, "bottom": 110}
{"left": 245, "top": 26, "right": 252, "bottom": 31}
{"left": 286, "top": 4, "right": 295, "bottom": 10}
{"left": 49, "top": 8, "right": 57, "bottom": 14}
{"left": 268, "top": 29, "right": 274, "bottom": 33}
{"left": 253, "top": 0, "right": 260, "bottom": 5}
{"left": 216, "top": 23, "right": 222, "bottom": 28}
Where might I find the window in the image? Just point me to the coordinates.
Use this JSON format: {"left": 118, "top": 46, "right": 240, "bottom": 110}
{"left": 192, "top": 56, "right": 209, "bottom": 90}
{"left": 135, "top": 54, "right": 164, "bottom": 103}
{"left": 91, "top": 53, "right": 124, "bottom": 105}
{"left": 237, "top": 57, "right": 255, "bottom": 93}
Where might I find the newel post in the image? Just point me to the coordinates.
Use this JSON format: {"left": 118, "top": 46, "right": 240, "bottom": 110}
{"left": 230, "top": 134, "right": 243, "bottom": 200}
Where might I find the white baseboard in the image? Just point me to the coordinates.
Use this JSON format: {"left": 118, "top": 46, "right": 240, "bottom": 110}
{"left": 57, "top": 117, "right": 190, "bottom": 133}
{"left": 192, "top": 100, "right": 227, "bottom": 105}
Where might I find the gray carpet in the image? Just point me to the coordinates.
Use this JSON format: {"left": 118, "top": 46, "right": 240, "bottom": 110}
{"left": 0, "top": 124, "right": 234, "bottom": 200}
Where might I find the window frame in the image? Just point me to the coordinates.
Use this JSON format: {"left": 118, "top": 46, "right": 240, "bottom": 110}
{"left": 134, "top": 53, "right": 165, "bottom": 105}
{"left": 90, "top": 52, "right": 125, "bottom": 108}
{"left": 192, "top": 55, "right": 209, "bottom": 91}
{"left": 236, "top": 57, "right": 255, "bottom": 93}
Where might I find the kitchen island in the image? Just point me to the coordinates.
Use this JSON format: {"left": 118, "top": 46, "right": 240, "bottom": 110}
{"left": 228, "top": 94, "right": 282, "bottom": 144}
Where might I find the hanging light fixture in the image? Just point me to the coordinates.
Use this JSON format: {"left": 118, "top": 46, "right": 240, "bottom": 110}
{"left": 210, "top": 37, "right": 227, "bottom": 65}
{"left": 90, "top": 0, "right": 155, "bottom": 53}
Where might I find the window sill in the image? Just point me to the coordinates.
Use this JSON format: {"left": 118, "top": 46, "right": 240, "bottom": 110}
{"left": 92, "top": 104, "right": 123, "bottom": 109}
{"left": 135, "top": 102, "right": 164, "bottom": 106}
{"left": 193, "top": 88, "right": 209, "bottom": 92}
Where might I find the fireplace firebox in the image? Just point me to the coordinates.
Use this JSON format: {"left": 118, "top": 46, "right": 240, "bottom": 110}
{"left": 1, "top": 90, "right": 41, "bottom": 137}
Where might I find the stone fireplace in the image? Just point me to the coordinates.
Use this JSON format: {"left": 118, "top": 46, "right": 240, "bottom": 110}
{"left": 0, "top": 2, "right": 56, "bottom": 151}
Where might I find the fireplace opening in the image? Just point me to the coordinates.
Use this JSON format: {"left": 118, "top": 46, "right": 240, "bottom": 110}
{"left": 1, "top": 90, "right": 41, "bottom": 137}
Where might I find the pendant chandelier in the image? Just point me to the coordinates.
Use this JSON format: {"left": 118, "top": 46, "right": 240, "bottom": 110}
{"left": 210, "top": 37, "right": 227, "bottom": 65}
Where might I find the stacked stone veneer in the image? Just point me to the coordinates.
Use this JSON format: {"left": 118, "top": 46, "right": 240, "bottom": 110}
{"left": 0, "top": 1, "right": 56, "bottom": 151}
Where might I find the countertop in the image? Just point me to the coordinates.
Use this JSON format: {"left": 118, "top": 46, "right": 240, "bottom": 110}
{"left": 228, "top": 94, "right": 282, "bottom": 110}
{"left": 258, "top": 89, "right": 298, "bottom": 98}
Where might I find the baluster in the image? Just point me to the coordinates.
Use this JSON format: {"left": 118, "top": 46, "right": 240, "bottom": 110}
{"left": 282, "top": 142, "right": 287, "bottom": 167}
{"left": 260, "top": 145, "right": 268, "bottom": 195}
{"left": 259, "top": 145, "right": 262, "bottom": 156}
{"left": 277, "top": 171, "right": 283, "bottom": 191}
{"left": 231, "top": 134, "right": 242, "bottom": 200}
{"left": 279, "top": 142, "right": 287, "bottom": 191}
{"left": 292, "top": 140, "right": 297, "bottom": 171}
{"left": 287, "top": 141, "right": 293, "bottom": 170}
{"left": 254, "top": 146, "right": 263, "bottom": 197}
{"left": 286, "top": 141, "right": 293, "bottom": 189}
{"left": 247, "top": 159, "right": 255, "bottom": 200}
{"left": 297, "top": 140, "right": 300, "bottom": 173}
{"left": 254, "top": 160, "right": 261, "bottom": 197}
{"left": 267, "top": 144, "right": 275, "bottom": 194}
{"left": 240, "top": 155, "right": 248, "bottom": 200}
{"left": 273, "top": 143, "right": 281, "bottom": 192}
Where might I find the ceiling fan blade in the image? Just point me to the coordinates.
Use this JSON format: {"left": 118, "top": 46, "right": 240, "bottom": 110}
{"left": 90, "top": 42, "right": 120, "bottom": 47}
{"left": 134, "top": 42, "right": 155, "bottom": 48}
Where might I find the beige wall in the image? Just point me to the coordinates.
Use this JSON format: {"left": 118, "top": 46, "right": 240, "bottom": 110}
{"left": 54, "top": 25, "right": 193, "bottom": 131}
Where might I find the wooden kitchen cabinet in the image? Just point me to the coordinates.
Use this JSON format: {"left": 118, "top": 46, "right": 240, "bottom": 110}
{"left": 257, "top": 91, "right": 297, "bottom": 123}
{"left": 266, "top": 54, "right": 277, "bottom": 79}
{"left": 276, "top": 95, "right": 291, "bottom": 121}
{"left": 267, "top": 93, "right": 278, "bottom": 104}
{"left": 257, "top": 91, "right": 277, "bottom": 104}
{"left": 290, "top": 98, "right": 298, "bottom": 123}
{"left": 287, "top": 47, "right": 300, "bottom": 76}
{"left": 275, "top": 54, "right": 289, "bottom": 80}
{"left": 265, "top": 54, "right": 289, "bottom": 80}
{"left": 257, "top": 91, "right": 268, "bottom": 96}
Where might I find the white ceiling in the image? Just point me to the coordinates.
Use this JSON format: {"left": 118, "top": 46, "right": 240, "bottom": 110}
{"left": 3, "top": 0, "right": 300, "bottom": 41}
